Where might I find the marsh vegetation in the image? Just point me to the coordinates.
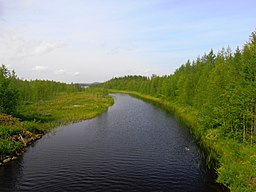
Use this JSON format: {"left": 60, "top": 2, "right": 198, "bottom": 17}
{"left": 0, "top": 66, "right": 113, "bottom": 164}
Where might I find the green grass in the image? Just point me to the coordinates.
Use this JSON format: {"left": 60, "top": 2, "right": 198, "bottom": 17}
{"left": 0, "top": 114, "right": 25, "bottom": 159}
{"left": 0, "top": 89, "right": 114, "bottom": 163}
{"left": 110, "top": 89, "right": 256, "bottom": 192}
{"left": 0, "top": 139, "right": 23, "bottom": 156}
{"left": 19, "top": 91, "right": 114, "bottom": 125}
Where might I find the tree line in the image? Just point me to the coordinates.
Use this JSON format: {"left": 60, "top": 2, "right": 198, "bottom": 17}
{"left": 0, "top": 65, "right": 83, "bottom": 114}
{"left": 102, "top": 32, "right": 256, "bottom": 144}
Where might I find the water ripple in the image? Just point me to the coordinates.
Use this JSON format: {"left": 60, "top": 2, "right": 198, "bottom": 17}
{"left": 0, "top": 94, "right": 216, "bottom": 192}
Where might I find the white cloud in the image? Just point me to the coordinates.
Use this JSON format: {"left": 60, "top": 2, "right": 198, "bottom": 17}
{"left": 0, "top": 26, "right": 65, "bottom": 65}
{"left": 54, "top": 69, "right": 66, "bottom": 75}
{"left": 74, "top": 72, "right": 80, "bottom": 76}
{"left": 54, "top": 69, "right": 81, "bottom": 76}
{"left": 33, "top": 41, "right": 65, "bottom": 55}
{"left": 32, "top": 65, "right": 48, "bottom": 71}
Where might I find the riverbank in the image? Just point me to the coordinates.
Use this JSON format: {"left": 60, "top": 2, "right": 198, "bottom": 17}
{"left": 0, "top": 89, "right": 114, "bottom": 166}
{"left": 109, "top": 89, "right": 256, "bottom": 192}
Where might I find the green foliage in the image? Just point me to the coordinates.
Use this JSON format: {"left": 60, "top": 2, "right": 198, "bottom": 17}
{"left": 16, "top": 79, "right": 83, "bottom": 102}
{"left": 0, "top": 126, "right": 22, "bottom": 138}
{"left": 0, "top": 114, "right": 25, "bottom": 158}
{"left": 0, "top": 65, "right": 19, "bottom": 114}
{"left": 0, "top": 65, "right": 112, "bottom": 163}
{"left": 0, "top": 88, "right": 113, "bottom": 163}
{"left": 23, "top": 121, "right": 42, "bottom": 133}
{"left": 102, "top": 32, "right": 256, "bottom": 191}
{"left": 19, "top": 90, "right": 114, "bottom": 124}
{"left": 103, "top": 32, "right": 256, "bottom": 144}
{"left": 0, "top": 139, "right": 23, "bottom": 156}
{"left": 0, "top": 64, "right": 84, "bottom": 115}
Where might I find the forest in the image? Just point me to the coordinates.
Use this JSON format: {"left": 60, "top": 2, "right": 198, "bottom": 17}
{"left": 103, "top": 32, "right": 256, "bottom": 144}
{"left": 99, "top": 32, "right": 256, "bottom": 191}
{"left": 0, "top": 64, "right": 83, "bottom": 115}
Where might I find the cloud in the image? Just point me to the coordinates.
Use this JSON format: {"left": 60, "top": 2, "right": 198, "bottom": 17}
{"left": 0, "top": 26, "right": 66, "bottom": 65}
{"left": 54, "top": 69, "right": 66, "bottom": 75}
{"left": 74, "top": 72, "right": 80, "bottom": 76}
{"left": 1, "top": 1, "right": 254, "bottom": 83}
{"left": 32, "top": 65, "right": 48, "bottom": 71}
{"left": 54, "top": 69, "right": 80, "bottom": 76}
{"left": 32, "top": 41, "right": 65, "bottom": 55}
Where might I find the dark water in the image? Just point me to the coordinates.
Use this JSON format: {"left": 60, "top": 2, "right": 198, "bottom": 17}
{"left": 0, "top": 94, "right": 217, "bottom": 192}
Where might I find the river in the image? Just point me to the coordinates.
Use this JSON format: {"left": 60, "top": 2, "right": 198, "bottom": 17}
{"left": 0, "top": 94, "right": 218, "bottom": 191}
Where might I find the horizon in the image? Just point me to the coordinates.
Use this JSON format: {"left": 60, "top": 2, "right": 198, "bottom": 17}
{"left": 0, "top": 0, "right": 255, "bottom": 83}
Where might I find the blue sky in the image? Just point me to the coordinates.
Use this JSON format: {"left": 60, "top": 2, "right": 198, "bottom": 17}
{"left": 0, "top": 0, "right": 255, "bottom": 83}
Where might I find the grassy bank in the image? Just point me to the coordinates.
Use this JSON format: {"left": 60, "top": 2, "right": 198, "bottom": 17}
{"left": 110, "top": 89, "right": 256, "bottom": 192}
{"left": 0, "top": 89, "right": 114, "bottom": 165}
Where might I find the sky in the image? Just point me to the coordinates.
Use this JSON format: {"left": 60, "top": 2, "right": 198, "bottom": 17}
{"left": 0, "top": 0, "right": 255, "bottom": 83}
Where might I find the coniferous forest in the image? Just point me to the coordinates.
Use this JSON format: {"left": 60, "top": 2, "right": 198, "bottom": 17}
{"left": 100, "top": 32, "right": 256, "bottom": 191}
{"left": 104, "top": 32, "right": 256, "bottom": 144}
{"left": 0, "top": 64, "right": 83, "bottom": 115}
